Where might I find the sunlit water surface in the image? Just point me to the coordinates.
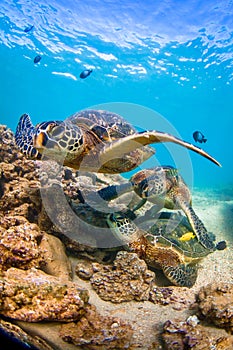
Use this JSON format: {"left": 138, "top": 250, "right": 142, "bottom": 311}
{"left": 0, "top": 0, "right": 233, "bottom": 188}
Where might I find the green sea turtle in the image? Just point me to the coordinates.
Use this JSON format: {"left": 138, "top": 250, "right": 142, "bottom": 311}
{"left": 15, "top": 109, "right": 221, "bottom": 173}
{"left": 97, "top": 166, "right": 215, "bottom": 250}
{"left": 107, "top": 211, "right": 226, "bottom": 287}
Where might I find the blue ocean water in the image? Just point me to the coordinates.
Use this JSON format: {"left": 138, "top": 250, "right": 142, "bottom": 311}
{"left": 0, "top": 0, "right": 232, "bottom": 188}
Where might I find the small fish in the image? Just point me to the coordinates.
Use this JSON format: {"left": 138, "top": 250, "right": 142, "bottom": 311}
{"left": 193, "top": 131, "right": 207, "bottom": 143}
{"left": 216, "top": 240, "right": 227, "bottom": 251}
{"left": 34, "top": 55, "right": 42, "bottom": 64}
{"left": 24, "top": 25, "right": 34, "bottom": 33}
{"left": 80, "top": 69, "right": 93, "bottom": 79}
{"left": 179, "top": 232, "right": 196, "bottom": 242}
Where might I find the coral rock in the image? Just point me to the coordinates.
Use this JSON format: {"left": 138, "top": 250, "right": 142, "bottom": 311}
{"left": 162, "top": 318, "right": 233, "bottom": 349}
{"left": 0, "top": 125, "right": 23, "bottom": 163}
{"left": 40, "top": 233, "right": 72, "bottom": 280}
{"left": 60, "top": 304, "right": 133, "bottom": 349}
{"left": 0, "top": 267, "right": 89, "bottom": 322}
{"left": 0, "top": 319, "right": 53, "bottom": 350}
{"left": 90, "top": 251, "right": 155, "bottom": 302}
{"left": 149, "top": 286, "right": 194, "bottom": 310}
{"left": 0, "top": 215, "right": 45, "bottom": 270}
{"left": 75, "top": 259, "right": 95, "bottom": 280}
{"left": 197, "top": 283, "right": 233, "bottom": 333}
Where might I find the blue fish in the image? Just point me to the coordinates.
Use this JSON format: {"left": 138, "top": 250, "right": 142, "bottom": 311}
{"left": 34, "top": 55, "right": 42, "bottom": 64}
{"left": 80, "top": 69, "right": 93, "bottom": 79}
{"left": 193, "top": 131, "right": 207, "bottom": 143}
{"left": 24, "top": 25, "right": 34, "bottom": 33}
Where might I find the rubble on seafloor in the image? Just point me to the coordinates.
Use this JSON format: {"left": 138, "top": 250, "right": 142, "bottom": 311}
{"left": 197, "top": 283, "right": 233, "bottom": 333}
{"left": 0, "top": 123, "right": 233, "bottom": 349}
{"left": 59, "top": 304, "right": 133, "bottom": 349}
{"left": 161, "top": 317, "right": 233, "bottom": 350}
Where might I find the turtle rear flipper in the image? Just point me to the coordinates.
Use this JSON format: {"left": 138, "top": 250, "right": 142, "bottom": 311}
{"left": 99, "top": 130, "right": 221, "bottom": 167}
{"left": 163, "top": 263, "right": 198, "bottom": 288}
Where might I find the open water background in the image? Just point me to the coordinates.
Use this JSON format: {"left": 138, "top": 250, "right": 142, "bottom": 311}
{"left": 0, "top": 0, "right": 233, "bottom": 188}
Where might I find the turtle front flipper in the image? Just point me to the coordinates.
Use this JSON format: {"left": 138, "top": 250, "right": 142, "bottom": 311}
{"left": 97, "top": 182, "right": 133, "bottom": 201}
{"left": 163, "top": 263, "right": 198, "bottom": 287}
{"left": 15, "top": 114, "right": 41, "bottom": 159}
{"left": 99, "top": 130, "right": 221, "bottom": 168}
{"left": 176, "top": 198, "right": 215, "bottom": 250}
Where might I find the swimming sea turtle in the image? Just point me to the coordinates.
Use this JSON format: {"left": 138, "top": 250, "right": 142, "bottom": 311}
{"left": 15, "top": 109, "right": 221, "bottom": 173}
{"left": 107, "top": 210, "right": 225, "bottom": 287}
{"left": 97, "top": 166, "right": 215, "bottom": 250}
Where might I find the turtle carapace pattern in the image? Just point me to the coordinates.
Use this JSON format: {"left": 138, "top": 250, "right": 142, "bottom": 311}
{"left": 15, "top": 109, "right": 221, "bottom": 173}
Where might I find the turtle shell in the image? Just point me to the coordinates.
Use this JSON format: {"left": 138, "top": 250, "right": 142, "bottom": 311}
{"left": 67, "top": 109, "right": 136, "bottom": 141}
{"left": 145, "top": 211, "right": 215, "bottom": 259}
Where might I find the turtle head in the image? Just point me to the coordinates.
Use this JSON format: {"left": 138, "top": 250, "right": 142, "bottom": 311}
{"left": 107, "top": 212, "right": 138, "bottom": 243}
{"left": 33, "top": 120, "right": 84, "bottom": 157}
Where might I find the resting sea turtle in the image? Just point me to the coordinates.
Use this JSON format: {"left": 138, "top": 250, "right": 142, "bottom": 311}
{"left": 97, "top": 166, "right": 215, "bottom": 250}
{"left": 107, "top": 211, "right": 226, "bottom": 287}
{"left": 15, "top": 109, "right": 221, "bottom": 173}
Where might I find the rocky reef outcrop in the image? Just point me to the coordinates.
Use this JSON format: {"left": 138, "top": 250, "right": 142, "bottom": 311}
{"left": 60, "top": 304, "right": 133, "bottom": 349}
{"left": 161, "top": 316, "right": 233, "bottom": 349}
{"left": 197, "top": 283, "right": 233, "bottom": 333}
{"left": 0, "top": 125, "right": 133, "bottom": 349}
{"left": 0, "top": 267, "right": 88, "bottom": 322}
{"left": 90, "top": 251, "right": 155, "bottom": 302}
{"left": 0, "top": 123, "right": 233, "bottom": 349}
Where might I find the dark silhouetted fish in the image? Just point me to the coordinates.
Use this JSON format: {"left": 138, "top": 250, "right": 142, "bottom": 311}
{"left": 193, "top": 131, "right": 207, "bottom": 143}
{"left": 216, "top": 241, "right": 227, "bottom": 250}
{"left": 34, "top": 55, "right": 42, "bottom": 64}
{"left": 24, "top": 25, "right": 34, "bottom": 33}
{"left": 80, "top": 69, "right": 93, "bottom": 79}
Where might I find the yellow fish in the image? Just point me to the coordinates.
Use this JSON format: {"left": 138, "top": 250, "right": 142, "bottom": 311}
{"left": 179, "top": 232, "right": 196, "bottom": 242}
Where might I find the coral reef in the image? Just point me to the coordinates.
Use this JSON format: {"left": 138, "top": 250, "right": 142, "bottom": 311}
{"left": 40, "top": 233, "right": 72, "bottom": 280}
{"left": 0, "top": 267, "right": 89, "bottom": 322}
{"left": 60, "top": 304, "right": 133, "bottom": 349}
{"left": 1, "top": 123, "right": 233, "bottom": 349}
{"left": 90, "top": 251, "right": 155, "bottom": 302}
{"left": 161, "top": 317, "right": 233, "bottom": 349}
{"left": 149, "top": 286, "right": 195, "bottom": 310}
{"left": 0, "top": 215, "right": 45, "bottom": 270}
{"left": 197, "top": 283, "right": 233, "bottom": 333}
{"left": 0, "top": 319, "right": 53, "bottom": 350}
{"left": 0, "top": 126, "right": 39, "bottom": 219}
{"left": 0, "top": 125, "right": 134, "bottom": 348}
